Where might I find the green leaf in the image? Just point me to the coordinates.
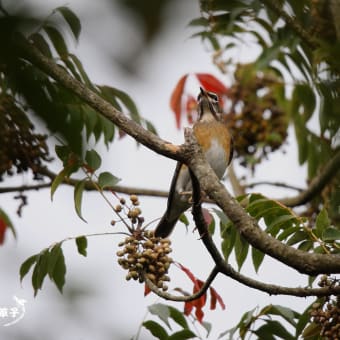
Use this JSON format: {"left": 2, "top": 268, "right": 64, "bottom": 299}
{"left": 267, "top": 305, "right": 298, "bottom": 326}
{"left": 32, "top": 248, "right": 49, "bottom": 296}
{"left": 20, "top": 254, "right": 38, "bottom": 283}
{"left": 188, "top": 17, "right": 209, "bottom": 27}
{"left": 43, "top": 25, "right": 68, "bottom": 57}
{"left": 69, "top": 54, "right": 94, "bottom": 88}
{"left": 48, "top": 243, "right": 62, "bottom": 278}
{"left": 143, "top": 320, "right": 168, "bottom": 340}
{"left": 168, "top": 306, "right": 188, "bottom": 329}
{"left": 322, "top": 227, "right": 340, "bottom": 241}
{"left": 234, "top": 232, "right": 249, "bottom": 271}
{"left": 98, "top": 172, "right": 120, "bottom": 189}
{"left": 85, "top": 149, "right": 101, "bottom": 171}
{"left": 286, "top": 230, "right": 308, "bottom": 246}
{"left": 278, "top": 226, "right": 300, "bottom": 241}
{"left": 29, "top": 32, "right": 53, "bottom": 58}
{"left": 315, "top": 208, "right": 330, "bottom": 237}
{"left": 201, "top": 321, "right": 212, "bottom": 337}
{"left": 100, "top": 86, "right": 141, "bottom": 124}
{"left": 51, "top": 167, "right": 70, "bottom": 200}
{"left": 82, "top": 106, "right": 98, "bottom": 139}
{"left": 221, "top": 223, "right": 237, "bottom": 261}
{"left": 51, "top": 246, "right": 66, "bottom": 293}
{"left": 302, "top": 322, "right": 322, "bottom": 338}
{"left": 293, "top": 114, "right": 308, "bottom": 165}
{"left": 55, "top": 145, "right": 72, "bottom": 163}
{"left": 298, "top": 240, "right": 313, "bottom": 251}
{"left": 168, "top": 329, "right": 196, "bottom": 339}
{"left": 56, "top": 6, "right": 81, "bottom": 41}
{"left": 74, "top": 179, "right": 87, "bottom": 222}
{"left": 62, "top": 57, "right": 83, "bottom": 82}
{"left": 254, "top": 320, "right": 294, "bottom": 340}
{"left": 148, "top": 303, "right": 171, "bottom": 329}
{"left": 145, "top": 119, "right": 158, "bottom": 135}
{"left": 179, "top": 213, "right": 189, "bottom": 227}
{"left": 251, "top": 247, "right": 265, "bottom": 273}
{"left": 75, "top": 236, "right": 87, "bottom": 257}
{"left": 296, "top": 303, "right": 314, "bottom": 337}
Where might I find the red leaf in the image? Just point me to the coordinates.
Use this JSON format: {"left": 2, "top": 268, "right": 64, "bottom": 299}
{"left": 184, "top": 301, "right": 193, "bottom": 316}
{"left": 170, "top": 74, "right": 188, "bottom": 129}
{"left": 202, "top": 208, "right": 213, "bottom": 226}
{"left": 177, "top": 262, "right": 198, "bottom": 286}
{"left": 196, "top": 73, "right": 228, "bottom": 94}
{"left": 0, "top": 218, "right": 7, "bottom": 245}
{"left": 184, "top": 280, "right": 207, "bottom": 323}
{"left": 209, "top": 286, "right": 226, "bottom": 310}
{"left": 195, "top": 305, "right": 204, "bottom": 323}
{"left": 144, "top": 283, "right": 151, "bottom": 296}
{"left": 185, "top": 95, "right": 197, "bottom": 125}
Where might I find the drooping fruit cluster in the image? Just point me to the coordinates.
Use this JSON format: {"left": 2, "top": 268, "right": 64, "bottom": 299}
{"left": 113, "top": 195, "right": 173, "bottom": 291}
{"left": 0, "top": 95, "right": 51, "bottom": 180}
{"left": 117, "top": 230, "right": 172, "bottom": 291}
{"left": 309, "top": 275, "right": 340, "bottom": 339}
{"left": 223, "top": 64, "right": 288, "bottom": 169}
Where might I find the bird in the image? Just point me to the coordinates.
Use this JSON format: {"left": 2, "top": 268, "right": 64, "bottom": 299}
{"left": 154, "top": 87, "right": 233, "bottom": 238}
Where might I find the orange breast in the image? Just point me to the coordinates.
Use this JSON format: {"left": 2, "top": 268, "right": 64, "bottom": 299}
{"left": 193, "top": 120, "right": 232, "bottom": 157}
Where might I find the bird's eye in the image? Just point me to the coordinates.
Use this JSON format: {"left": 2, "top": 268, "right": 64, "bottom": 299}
{"left": 208, "top": 93, "right": 218, "bottom": 102}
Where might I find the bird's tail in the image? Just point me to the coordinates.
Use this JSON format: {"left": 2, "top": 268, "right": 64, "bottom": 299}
{"left": 154, "top": 214, "right": 178, "bottom": 238}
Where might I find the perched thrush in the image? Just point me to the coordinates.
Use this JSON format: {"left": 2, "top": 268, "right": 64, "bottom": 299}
{"left": 155, "top": 87, "right": 233, "bottom": 238}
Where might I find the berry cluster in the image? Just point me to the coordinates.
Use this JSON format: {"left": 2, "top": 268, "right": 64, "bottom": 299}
{"left": 0, "top": 95, "right": 51, "bottom": 180}
{"left": 309, "top": 275, "right": 340, "bottom": 339}
{"left": 117, "top": 230, "right": 172, "bottom": 291}
{"left": 224, "top": 64, "right": 288, "bottom": 169}
{"left": 113, "top": 195, "right": 172, "bottom": 291}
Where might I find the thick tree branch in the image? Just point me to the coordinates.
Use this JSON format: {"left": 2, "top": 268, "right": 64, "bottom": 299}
{"left": 14, "top": 35, "right": 183, "bottom": 163}
{"left": 13, "top": 35, "right": 340, "bottom": 275}
{"left": 190, "top": 168, "right": 340, "bottom": 296}
{"left": 184, "top": 129, "right": 340, "bottom": 275}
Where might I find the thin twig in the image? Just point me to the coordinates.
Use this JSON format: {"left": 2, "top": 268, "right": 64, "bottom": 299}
{"left": 144, "top": 266, "right": 219, "bottom": 302}
{"left": 246, "top": 181, "right": 303, "bottom": 192}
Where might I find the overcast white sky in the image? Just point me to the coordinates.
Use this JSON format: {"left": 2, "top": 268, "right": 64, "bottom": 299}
{"left": 0, "top": 1, "right": 313, "bottom": 339}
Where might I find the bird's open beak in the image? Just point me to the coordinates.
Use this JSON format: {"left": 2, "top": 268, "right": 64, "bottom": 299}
{"left": 200, "top": 86, "right": 207, "bottom": 97}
